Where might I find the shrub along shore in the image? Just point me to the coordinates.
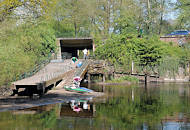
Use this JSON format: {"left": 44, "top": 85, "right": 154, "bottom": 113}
{"left": 0, "top": 20, "right": 57, "bottom": 87}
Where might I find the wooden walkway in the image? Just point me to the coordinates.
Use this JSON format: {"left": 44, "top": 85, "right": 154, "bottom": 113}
{"left": 12, "top": 59, "right": 90, "bottom": 96}
{"left": 54, "top": 60, "right": 89, "bottom": 88}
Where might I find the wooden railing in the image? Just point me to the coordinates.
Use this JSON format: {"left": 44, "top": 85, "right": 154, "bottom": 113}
{"left": 14, "top": 54, "right": 53, "bottom": 81}
{"left": 74, "top": 60, "right": 89, "bottom": 78}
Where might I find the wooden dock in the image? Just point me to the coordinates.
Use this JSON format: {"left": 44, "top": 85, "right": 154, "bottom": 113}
{"left": 12, "top": 59, "right": 89, "bottom": 97}
{"left": 53, "top": 60, "right": 89, "bottom": 88}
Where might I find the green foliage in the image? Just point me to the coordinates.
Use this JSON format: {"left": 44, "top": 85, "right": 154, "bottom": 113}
{"left": 0, "top": 0, "right": 22, "bottom": 21}
{"left": 107, "top": 76, "right": 139, "bottom": 83}
{"left": 95, "top": 34, "right": 132, "bottom": 68}
{"left": 114, "top": 16, "right": 138, "bottom": 35}
{"left": 0, "top": 20, "right": 56, "bottom": 86}
{"left": 95, "top": 34, "right": 165, "bottom": 73}
{"left": 158, "top": 42, "right": 190, "bottom": 77}
{"left": 132, "top": 36, "right": 165, "bottom": 67}
{"left": 51, "top": 20, "right": 75, "bottom": 38}
{"left": 175, "top": 0, "right": 190, "bottom": 28}
{"left": 0, "top": 0, "right": 189, "bottom": 86}
{"left": 0, "top": 107, "right": 58, "bottom": 129}
{"left": 52, "top": 0, "right": 92, "bottom": 37}
{"left": 95, "top": 32, "right": 190, "bottom": 76}
{"left": 0, "top": 0, "right": 57, "bottom": 22}
{"left": 120, "top": 76, "right": 139, "bottom": 83}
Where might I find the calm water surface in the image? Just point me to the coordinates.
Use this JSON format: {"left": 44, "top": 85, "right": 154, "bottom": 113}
{"left": 0, "top": 83, "right": 190, "bottom": 130}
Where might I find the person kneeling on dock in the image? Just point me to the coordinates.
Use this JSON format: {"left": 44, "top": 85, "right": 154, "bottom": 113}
{"left": 71, "top": 57, "right": 78, "bottom": 64}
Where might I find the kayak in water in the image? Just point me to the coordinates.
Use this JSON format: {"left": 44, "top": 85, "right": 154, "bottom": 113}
{"left": 79, "top": 87, "right": 94, "bottom": 92}
{"left": 64, "top": 86, "right": 89, "bottom": 93}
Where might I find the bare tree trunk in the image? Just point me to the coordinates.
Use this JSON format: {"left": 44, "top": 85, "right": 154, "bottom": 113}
{"left": 105, "top": 0, "right": 111, "bottom": 35}
{"left": 146, "top": 0, "right": 151, "bottom": 34}
{"left": 158, "top": 0, "right": 165, "bottom": 35}
{"left": 178, "top": 16, "right": 184, "bottom": 29}
{"left": 159, "top": 14, "right": 163, "bottom": 35}
{"left": 120, "top": 0, "right": 122, "bottom": 7}
{"left": 74, "top": 20, "right": 77, "bottom": 37}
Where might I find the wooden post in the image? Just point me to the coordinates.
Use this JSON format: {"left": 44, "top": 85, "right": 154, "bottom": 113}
{"left": 88, "top": 74, "right": 91, "bottom": 84}
{"left": 77, "top": 50, "right": 80, "bottom": 58}
{"left": 88, "top": 83, "right": 91, "bottom": 89}
{"left": 93, "top": 104, "right": 96, "bottom": 117}
{"left": 93, "top": 41, "right": 95, "bottom": 52}
{"left": 56, "top": 38, "right": 62, "bottom": 60}
{"left": 145, "top": 74, "right": 148, "bottom": 86}
{"left": 103, "top": 74, "right": 105, "bottom": 82}
{"left": 131, "top": 61, "right": 134, "bottom": 74}
{"left": 132, "top": 89, "right": 134, "bottom": 101}
{"left": 113, "top": 72, "right": 115, "bottom": 79}
{"left": 102, "top": 85, "right": 105, "bottom": 92}
{"left": 37, "top": 82, "right": 45, "bottom": 97}
{"left": 55, "top": 103, "right": 61, "bottom": 119}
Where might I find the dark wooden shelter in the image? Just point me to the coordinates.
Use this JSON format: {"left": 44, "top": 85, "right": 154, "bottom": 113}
{"left": 57, "top": 38, "right": 94, "bottom": 59}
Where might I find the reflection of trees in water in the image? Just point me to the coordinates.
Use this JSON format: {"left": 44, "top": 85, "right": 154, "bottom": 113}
{"left": 93, "top": 85, "right": 190, "bottom": 129}
{"left": 0, "top": 101, "right": 94, "bottom": 129}
{"left": 1, "top": 85, "right": 190, "bottom": 129}
{"left": 0, "top": 105, "right": 59, "bottom": 129}
{"left": 34, "top": 108, "right": 57, "bottom": 128}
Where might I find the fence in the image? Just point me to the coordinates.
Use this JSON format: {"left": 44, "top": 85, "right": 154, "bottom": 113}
{"left": 14, "top": 54, "right": 53, "bottom": 81}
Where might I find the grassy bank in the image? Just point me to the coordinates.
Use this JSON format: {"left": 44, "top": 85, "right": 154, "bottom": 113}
{"left": 106, "top": 76, "right": 139, "bottom": 84}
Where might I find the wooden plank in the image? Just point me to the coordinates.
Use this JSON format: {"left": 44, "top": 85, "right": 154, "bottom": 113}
{"left": 79, "top": 64, "right": 89, "bottom": 79}
{"left": 12, "top": 60, "right": 75, "bottom": 87}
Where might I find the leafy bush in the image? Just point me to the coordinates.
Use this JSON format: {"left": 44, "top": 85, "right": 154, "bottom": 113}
{"left": 120, "top": 76, "right": 139, "bottom": 82}
{"left": 107, "top": 76, "right": 139, "bottom": 83}
{"left": 95, "top": 33, "right": 190, "bottom": 77}
{"left": 0, "top": 20, "right": 57, "bottom": 86}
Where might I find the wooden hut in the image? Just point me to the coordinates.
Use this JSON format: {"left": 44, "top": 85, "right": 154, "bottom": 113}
{"left": 56, "top": 38, "right": 94, "bottom": 59}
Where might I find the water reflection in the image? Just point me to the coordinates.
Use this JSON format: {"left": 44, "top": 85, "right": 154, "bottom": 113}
{"left": 1, "top": 83, "right": 190, "bottom": 130}
{"left": 69, "top": 100, "right": 91, "bottom": 112}
{"left": 89, "top": 83, "right": 190, "bottom": 129}
{"left": 12, "top": 98, "right": 96, "bottom": 118}
{"left": 60, "top": 99, "right": 95, "bottom": 119}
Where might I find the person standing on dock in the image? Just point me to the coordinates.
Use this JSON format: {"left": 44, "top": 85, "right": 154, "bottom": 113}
{"left": 83, "top": 48, "right": 88, "bottom": 59}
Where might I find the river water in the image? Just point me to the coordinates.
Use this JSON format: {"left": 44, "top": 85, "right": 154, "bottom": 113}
{"left": 0, "top": 83, "right": 190, "bottom": 130}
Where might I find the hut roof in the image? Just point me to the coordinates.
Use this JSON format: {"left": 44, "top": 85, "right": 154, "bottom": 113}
{"left": 58, "top": 38, "right": 93, "bottom": 49}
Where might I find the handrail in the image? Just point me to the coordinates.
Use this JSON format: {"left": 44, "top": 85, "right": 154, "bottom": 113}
{"left": 14, "top": 54, "right": 53, "bottom": 81}
{"left": 74, "top": 60, "right": 89, "bottom": 77}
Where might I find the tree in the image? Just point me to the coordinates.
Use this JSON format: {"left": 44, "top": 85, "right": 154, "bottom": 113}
{"left": 175, "top": 0, "right": 190, "bottom": 29}
{"left": 95, "top": 33, "right": 166, "bottom": 78}
{"left": 0, "top": 0, "right": 57, "bottom": 22}
{"left": 0, "top": 0, "right": 23, "bottom": 22}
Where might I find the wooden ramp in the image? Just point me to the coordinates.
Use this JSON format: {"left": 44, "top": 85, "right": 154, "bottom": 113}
{"left": 53, "top": 60, "right": 89, "bottom": 88}
{"left": 12, "top": 59, "right": 90, "bottom": 96}
{"left": 74, "top": 60, "right": 89, "bottom": 78}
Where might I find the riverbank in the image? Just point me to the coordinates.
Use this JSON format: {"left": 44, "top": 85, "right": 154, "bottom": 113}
{"left": 0, "top": 88, "right": 103, "bottom": 112}
{"left": 96, "top": 81, "right": 132, "bottom": 86}
{"left": 96, "top": 75, "right": 138, "bottom": 86}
